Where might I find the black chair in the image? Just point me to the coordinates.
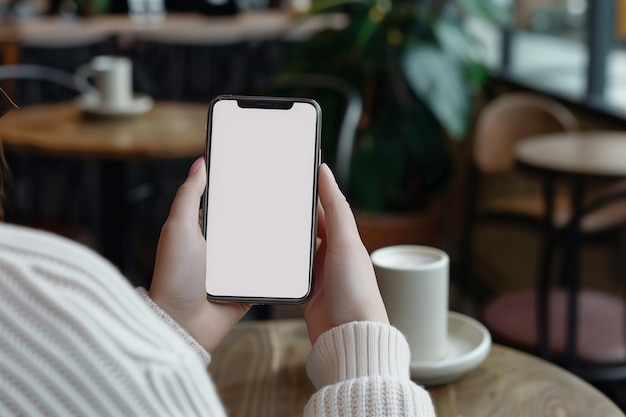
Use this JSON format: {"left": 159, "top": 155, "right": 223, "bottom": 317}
{"left": 457, "top": 93, "right": 579, "bottom": 294}
{"left": 0, "top": 64, "right": 90, "bottom": 102}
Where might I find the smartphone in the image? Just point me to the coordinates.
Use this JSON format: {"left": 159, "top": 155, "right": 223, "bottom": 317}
{"left": 203, "top": 95, "right": 321, "bottom": 304}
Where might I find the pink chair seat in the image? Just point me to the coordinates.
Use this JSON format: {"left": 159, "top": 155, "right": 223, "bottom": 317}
{"left": 483, "top": 288, "right": 626, "bottom": 364}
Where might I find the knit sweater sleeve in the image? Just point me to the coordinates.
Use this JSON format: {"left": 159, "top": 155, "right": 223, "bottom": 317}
{"left": 304, "top": 322, "right": 436, "bottom": 417}
{"left": 0, "top": 223, "right": 227, "bottom": 417}
{"left": 135, "top": 287, "right": 211, "bottom": 367}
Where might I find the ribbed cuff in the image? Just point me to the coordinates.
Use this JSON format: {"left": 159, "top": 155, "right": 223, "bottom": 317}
{"left": 136, "top": 288, "right": 212, "bottom": 367}
{"left": 306, "top": 321, "right": 411, "bottom": 390}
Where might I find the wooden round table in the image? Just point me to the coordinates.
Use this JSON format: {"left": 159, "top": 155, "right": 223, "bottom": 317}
{"left": 0, "top": 101, "right": 207, "bottom": 269}
{"left": 515, "top": 131, "right": 626, "bottom": 179}
{"left": 209, "top": 319, "right": 625, "bottom": 417}
{"left": 0, "top": 101, "right": 207, "bottom": 158}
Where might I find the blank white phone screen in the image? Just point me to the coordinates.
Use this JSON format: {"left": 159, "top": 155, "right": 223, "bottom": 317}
{"left": 205, "top": 99, "right": 318, "bottom": 300}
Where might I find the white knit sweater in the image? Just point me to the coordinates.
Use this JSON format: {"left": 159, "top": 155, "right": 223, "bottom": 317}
{"left": 0, "top": 223, "right": 435, "bottom": 416}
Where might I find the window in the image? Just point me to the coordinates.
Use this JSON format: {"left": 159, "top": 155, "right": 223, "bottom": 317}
{"left": 470, "top": 1, "right": 626, "bottom": 116}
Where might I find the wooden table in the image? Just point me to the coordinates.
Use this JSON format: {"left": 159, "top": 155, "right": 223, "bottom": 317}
{"left": 0, "top": 11, "right": 348, "bottom": 60}
{"left": 210, "top": 319, "right": 625, "bottom": 417}
{"left": 515, "top": 132, "right": 626, "bottom": 179}
{"left": 514, "top": 131, "right": 626, "bottom": 236}
{"left": 0, "top": 101, "right": 207, "bottom": 269}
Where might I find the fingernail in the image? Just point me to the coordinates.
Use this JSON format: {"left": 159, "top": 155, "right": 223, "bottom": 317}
{"left": 321, "top": 163, "right": 336, "bottom": 183}
{"left": 189, "top": 156, "right": 204, "bottom": 176}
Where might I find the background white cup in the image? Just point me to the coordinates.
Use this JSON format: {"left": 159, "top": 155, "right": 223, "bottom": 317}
{"left": 128, "top": 0, "right": 166, "bottom": 22}
{"left": 77, "top": 56, "right": 133, "bottom": 110}
{"left": 371, "top": 245, "right": 449, "bottom": 363}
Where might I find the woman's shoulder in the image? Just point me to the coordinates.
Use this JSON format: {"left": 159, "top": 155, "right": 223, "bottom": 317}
{"left": 0, "top": 222, "right": 121, "bottom": 280}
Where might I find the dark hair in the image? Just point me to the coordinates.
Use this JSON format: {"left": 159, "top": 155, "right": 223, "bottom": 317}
{"left": 0, "top": 142, "right": 8, "bottom": 221}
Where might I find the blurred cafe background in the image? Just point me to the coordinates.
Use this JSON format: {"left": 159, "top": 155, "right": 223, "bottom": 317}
{"left": 5, "top": 0, "right": 626, "bottom": 409}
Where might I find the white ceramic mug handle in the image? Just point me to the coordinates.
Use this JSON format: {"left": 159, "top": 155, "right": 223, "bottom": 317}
{"left": 75, "top": 63, "right": 97, "bottom": 97}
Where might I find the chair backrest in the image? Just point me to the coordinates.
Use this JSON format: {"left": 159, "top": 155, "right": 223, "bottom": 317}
{"left": 0, "top": 64, "right": 87, "bottom": 89}
{"left": 473, "top": 93, "right": 578, "bottom": 174}
{"left": 257, "top": 74, "right": 363, "bottom": 193}
{"left": 0, "top": 64, "right": 88, "bottom": 109}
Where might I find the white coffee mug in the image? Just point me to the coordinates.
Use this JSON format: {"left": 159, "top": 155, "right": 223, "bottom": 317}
{"left": 77, "top": 56, "right": 133, "bottom": 110}
{"left": 371, "top": 245, "right": 449, "bottom": 362}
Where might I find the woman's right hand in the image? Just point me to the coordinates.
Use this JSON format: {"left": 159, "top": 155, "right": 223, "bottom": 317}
{"left": 303, "top": 164, "right": 389, "bottom": 345}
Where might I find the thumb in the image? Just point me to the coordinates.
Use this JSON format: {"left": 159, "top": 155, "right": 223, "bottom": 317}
{"left": 167, "top": 156, "right": 206, "bottom": 225}
{"left": 317, "top": 163, "right": 361, "bottom": 248}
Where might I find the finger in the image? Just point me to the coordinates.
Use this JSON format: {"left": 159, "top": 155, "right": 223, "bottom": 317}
{"left": 317, "top": 163, "right": 360, "bottom": 246}
{"left": 167, "top": 157, "right": 206, "bottom": 224}
{"left": 316, "top": 197, "right": 327, "bottom": 243}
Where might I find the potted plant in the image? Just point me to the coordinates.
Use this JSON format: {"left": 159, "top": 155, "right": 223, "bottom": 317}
{"left": 279, "top": 0, "right": 504, "bottom": 251}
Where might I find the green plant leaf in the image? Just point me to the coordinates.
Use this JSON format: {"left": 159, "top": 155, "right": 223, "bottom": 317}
{"left": 457, "top": 0, "right": 511, "bottom": 25}
{"left": 434, "top": 19, "right": 475, "bottom": 64}
{"left": 401, "top": 44, "right": 470, "bottom": 139}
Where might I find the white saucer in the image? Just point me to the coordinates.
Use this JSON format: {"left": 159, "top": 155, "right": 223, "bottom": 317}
{"left": 76, "top": 93, "right": 153, "bottom": 117}
{"left": 410, "top": 311, "right": 491, "bottom": 386}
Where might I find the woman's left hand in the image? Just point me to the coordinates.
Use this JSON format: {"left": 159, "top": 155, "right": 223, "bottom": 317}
{"left": 149, "top": 157, "right": 251, "bottom": 353}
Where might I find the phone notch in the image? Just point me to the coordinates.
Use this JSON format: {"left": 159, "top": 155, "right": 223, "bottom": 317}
{"left": 236, "top": 97, "right": 294, "bottom": 110}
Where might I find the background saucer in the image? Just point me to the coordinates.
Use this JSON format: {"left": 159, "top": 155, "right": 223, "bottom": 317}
{"left": 410, "top": 311, "right": 491, "bottom": 386}
{"left": 76, "top": 93, "right": 153, "bottom": 117}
